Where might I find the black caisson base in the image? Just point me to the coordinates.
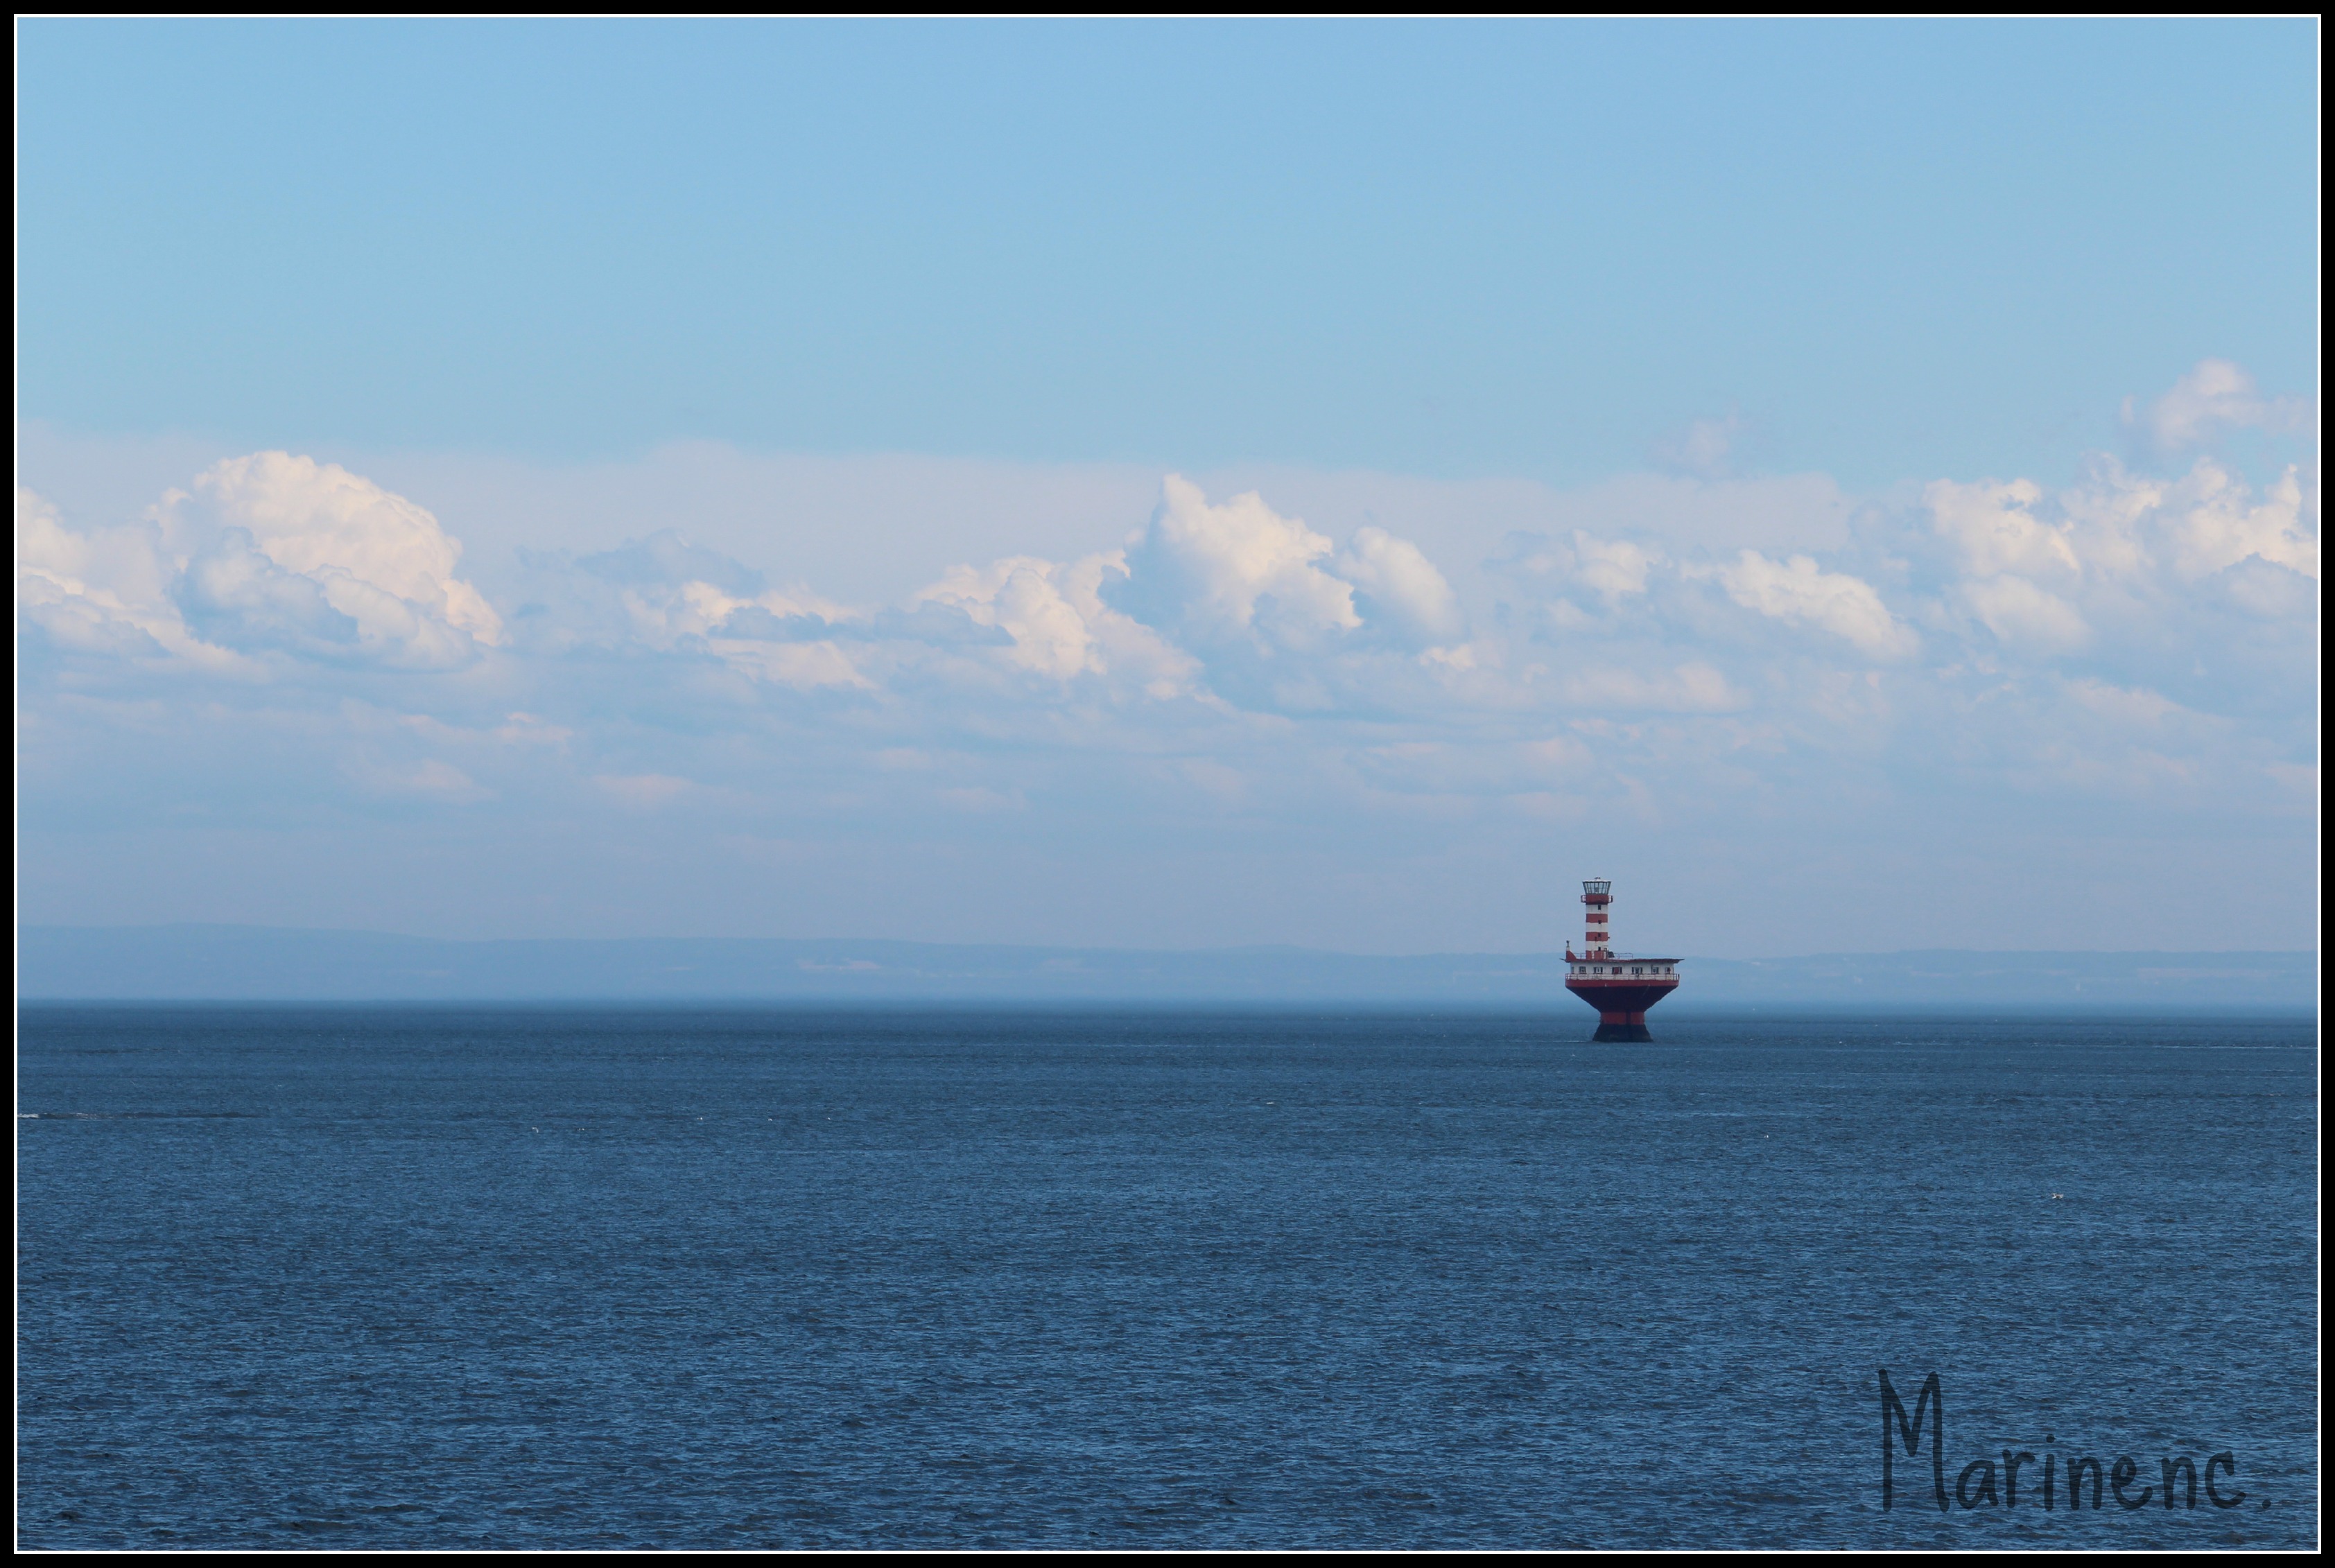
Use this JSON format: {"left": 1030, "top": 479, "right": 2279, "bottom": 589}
{"left": 1592, "top": 1021, "right": 1653, "bottom": 1043}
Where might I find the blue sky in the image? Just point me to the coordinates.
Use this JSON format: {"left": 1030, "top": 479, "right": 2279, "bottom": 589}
{"left": 17, "top": 19, "right": 2320, "bottom": 955}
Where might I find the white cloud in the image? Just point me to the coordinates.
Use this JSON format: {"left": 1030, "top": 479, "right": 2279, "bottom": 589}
{"left": 1927, "top": 478, "right": 2081, "bottom": 580}
{"left": 176, "top": 527, "right": 372, "bottom": 659}
{"left": 1571, "top": 533, "right": 1658, "bottom": 604}
{"left": 20, "top": 455, "right": 503, "bottom": 673}
{"left": 1115, "top": 475, "right": 1360, "bottom": 648}
{"left": 713, "top": 638, "right": 874, "bottom": 691}
{"left": 1957, "top": 574, "right": 2092, "bottom": 653}
{"left": 1714, "top": 550, "right": 1918, "bottom": 659}
{"left": 915, "top": 556, "right": 1102, "bottom": 679}
{"left": 2125, "top": 358, "right": 2314, "bottom": 453}
{"left": 2159, "top": 458, "right": 2318, "bottom": 581}
{"left": 607, "top": 571, "right": 873, "bottom": 690}
{"left": 1335, "top": 525, "right": 1462, "bottom": 639}
{"left": 15, "top": 398, "right": 2316, "bottom": 948}
{"left": 1418, "top": 641, "right": 1486, "bottom": 673}
{"left": 169, "top": 452, "right": 502, "bottom": 659}
{"left": 914, "top": 550, "right": 1201, "bottom": 695}
{"left": 1651, "top": 409, "right": 1749, "bottom": 479}
{"left": 2214, "top": 557, "right": 2318, "bottom": 618}
{"left": 17, "top": 488, "right": 189, "bottom": 661}
{"left": 1909, "top": 449, "right": 2316, "bottom": 660}
{"left": 1480, "top": 530, "right": 1661, "bottom": 619}
{"left": 619, "top": 578, "right": 832, "bottom": 645}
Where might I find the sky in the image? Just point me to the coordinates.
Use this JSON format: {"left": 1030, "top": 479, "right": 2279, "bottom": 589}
{"left": 15, "top": 19, "right": 2320, "bottom": 957}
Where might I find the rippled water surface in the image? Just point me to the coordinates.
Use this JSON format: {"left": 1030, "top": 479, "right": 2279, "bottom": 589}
{"left": 18, "top": 1007, "right": 2318, "bottom": 1549}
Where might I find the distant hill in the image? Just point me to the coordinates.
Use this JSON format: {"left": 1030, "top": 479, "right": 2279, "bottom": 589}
{"left": 15, "top": 925, "right": 2317, "bottom": 1011}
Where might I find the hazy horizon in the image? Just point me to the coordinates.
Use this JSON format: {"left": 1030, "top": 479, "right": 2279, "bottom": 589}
{"left": 21, "top": 923, "right": 2315, "bottom": 1009}
{"left": 15, "top": 916, "right": 2321, "bottom": 960}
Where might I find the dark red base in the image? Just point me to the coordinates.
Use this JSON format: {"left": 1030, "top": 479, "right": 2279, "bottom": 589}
{"left": 1565, "top": 980, "right": 1676, "bottom": 1043}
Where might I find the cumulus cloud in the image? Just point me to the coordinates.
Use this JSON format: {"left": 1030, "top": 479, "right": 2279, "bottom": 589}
{"left": 914, "top": 557, "right": 1102, "bottom": 679}
{"left": 1047, "top": 476, "right": 1489, "bottom": 711}
{"left": 168, "top": 453, "right": 502, "bottom": 660}
{"left": 578, "top": 537, "right": 844, "bottom": 646}
{"left": 2124, "top": 358, "right": 2314, "bottom": 453}
{"left": 2158, "top": 458, "right": 2318, "bottom": 581}
{"left": 1571, "top": 534, "right": 1658, "bottom": 605}
{"left": 15, "top": 386, "right": 2316, "bottom": 905}
{"left": 1113, "top": 476, "right": 1360, "bottom": 650}
{"left": 17, "top": 488, "right": 191, "bottom": 661}
{"left": 1956, "top": 573, "right": 2091, "bottom": 653}
{"left": 175, "top": 527, "right": 370, "bottom": 659}
{"left": 1918, "top": 451, "right": 2316, "bottom": 630}
{"left": 650, "top": 582, "right": 871, "bottom": 690}
{"left": 1482, "top": 530, "right": 1659, "bottom": 613}
{"left": 1651, "top": 409, "right": 1750, "bottom": 479}
{"left": 919, "top": 552, "right": 1199, "bottom": 695}
{"left": 1713, "top": 550, "right": 1918, "bottom": 659}
{"left": 508, "top": 528, "right": 877, "bottom": 690}
{"left": 1336, "top": 525, "right": 1462, "bottom": 641}
{"left": 1926, "top": 478, "right": 2081, "bottom": 580}
{"left": 20, "top": 453, "right": 502, "bottom": 672}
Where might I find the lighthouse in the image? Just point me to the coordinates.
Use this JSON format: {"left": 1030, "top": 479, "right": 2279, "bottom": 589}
{"left": 1563, "top": 878, "right": 1681, "bottom": 1041}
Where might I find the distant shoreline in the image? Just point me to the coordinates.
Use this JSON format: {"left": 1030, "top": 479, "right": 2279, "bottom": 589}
{"left": 19, "top": 925, "right": 2318, "bottom": 1011}
{"left": 17, "top": 1001, "right": 2318, "bottom": 1022}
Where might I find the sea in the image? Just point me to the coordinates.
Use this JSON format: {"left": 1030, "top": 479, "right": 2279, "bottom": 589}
{"left": 17, "top": 1006, "right": 2320, "bottom": 1550}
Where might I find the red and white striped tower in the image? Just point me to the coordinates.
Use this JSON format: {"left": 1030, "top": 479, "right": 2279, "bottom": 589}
{"left": 1563, "top": 878, "right": 1681, "bottom": 1042}
{"left": 1583, "top": 878, "right": 1612, "bottom": 957}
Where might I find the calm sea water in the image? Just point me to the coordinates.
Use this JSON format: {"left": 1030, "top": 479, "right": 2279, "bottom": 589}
{"left": 18, "top": 1007, "right": 2318, "bottom": 1549}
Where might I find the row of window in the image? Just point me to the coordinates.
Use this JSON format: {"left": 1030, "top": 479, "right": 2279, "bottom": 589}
{"left": 1570, "top": 964, "right": 1675, "bottom": 977}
